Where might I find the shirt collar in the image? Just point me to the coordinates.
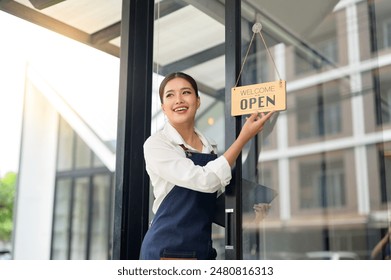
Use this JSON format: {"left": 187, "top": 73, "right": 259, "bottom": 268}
{"left": 163, "top": 121, "right": 216, "bottom": 152}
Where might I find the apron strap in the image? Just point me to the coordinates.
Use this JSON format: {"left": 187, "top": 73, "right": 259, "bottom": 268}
{"left": 179, "top": 144, "right": 215, "bottom": 155}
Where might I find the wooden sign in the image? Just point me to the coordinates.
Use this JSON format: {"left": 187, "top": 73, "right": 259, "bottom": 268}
{"left": 231, "top": 80, "right": 286, "bottom": 116}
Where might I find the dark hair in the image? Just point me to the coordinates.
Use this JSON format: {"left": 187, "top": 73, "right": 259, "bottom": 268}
{"left": 159, "top": 72, "right": 199, "bottom": 103}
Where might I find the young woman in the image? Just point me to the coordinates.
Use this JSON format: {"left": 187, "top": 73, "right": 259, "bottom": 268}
{"left": 139, "top": 72, "right": 274, "bottom": 260}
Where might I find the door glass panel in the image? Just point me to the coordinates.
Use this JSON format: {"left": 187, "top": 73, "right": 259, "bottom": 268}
{"left": 150, "top": 0, "right": 390, "bottom": 260}
{"left": 241, "top": 0, "right": 391, "bottom": 260}
{"left": 153, "top": 0, "right": 226, "bottom": 259}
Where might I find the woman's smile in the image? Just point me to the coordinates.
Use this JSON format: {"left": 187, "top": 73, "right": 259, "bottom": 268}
{"left": 173, "top": 106, "right": 189, "bottom": 112}
{"left": 161, "top": 77, "right": 200, "bottom": 125}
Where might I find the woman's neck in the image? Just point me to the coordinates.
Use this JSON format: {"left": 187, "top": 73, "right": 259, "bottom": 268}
{"left": 171, "top": 122, "right": 202, "bottom": 152}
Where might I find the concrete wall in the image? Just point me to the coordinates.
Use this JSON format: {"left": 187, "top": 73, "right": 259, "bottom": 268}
{"left": 13, "top": 81, "right": 58, "bottom": 259}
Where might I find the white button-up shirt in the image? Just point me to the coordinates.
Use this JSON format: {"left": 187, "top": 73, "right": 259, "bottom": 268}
{"left": 144, "top": 122, "right": 232, "bottom": 213}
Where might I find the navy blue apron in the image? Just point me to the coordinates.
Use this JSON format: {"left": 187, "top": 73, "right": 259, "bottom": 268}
{"left": 140, "top": 147, "right": 218, "bottom": 260}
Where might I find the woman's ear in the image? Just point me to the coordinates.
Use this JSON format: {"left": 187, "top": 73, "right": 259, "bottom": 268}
{"left": 197, "top": 97, "right": 201, "bottom": 109}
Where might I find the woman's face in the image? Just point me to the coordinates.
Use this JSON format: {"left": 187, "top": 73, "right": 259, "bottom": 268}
{"left": 161, "top": 77, "right": 200, "bottom": 126}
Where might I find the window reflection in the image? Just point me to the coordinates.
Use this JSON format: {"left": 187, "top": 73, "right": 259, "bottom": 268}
{"left": 241, "top": 0, "right": 390, "bottom": 260}
{"left": 299, "top": 159, "right": 346, "bottom": 209}
{"left": 151, "top": 0, "right": 390, "bottom": 260}
{"left": 51, "top": 118, "right": 114, "bottom": 260}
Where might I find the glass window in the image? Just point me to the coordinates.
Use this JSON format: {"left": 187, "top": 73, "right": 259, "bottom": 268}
{"left": 383, "top": 19, "right": 391, "bottom": 49}
{"left": 52, "top": 173, "right": 113, "bottom": 260}
{"left": 296, "top": 91, "right": 342, "bottom": 140}
{"left": 379, "top": 144, "right": 391, "bottom": 204}
{"left": 57, "top": 118, "right": 74, "bottom": 171}
{"left": 294, "top": 50, "right": 319, "bottom": 75}
{"left": 297, "top": 96, "right": 320, "bottom": 139}
{"left": 316, "top": 38, "right": 338, "bottom": 64}
{"left": 324, "top": 101, "right": 342, "bottom": 135}
{"left": 239, "top": 0, "right": 391, "bottom": 260}
{"left": 149, "top": 0, "right": 391, "bottom": 261}
{"left": 51, "top": 178, "right": 72, "bottom": 260}
{"left": 292, "top": 12, "right": 340, "bottom": 77}
{"left": 70, "top": 177, "right": 89, "bottom": 260}
{"left": 92, "top": 154, "right": 105, "bottom": 168}
{"left": 382, "top": 89, "right": 391, "bottom": 123}
{"left": 89, "top": 174, "right": 112, "bottom": 260}
{"left": 383, "top": 153, "right": 391, "bottom": 203}
{"left": 75, "top": 135, "right": 91, "bottom": 169}
{"left": 299, "top": 160, "right": 345, "bottom": 209}
{"left": 53, "top": 117, "right": 114, "bottom": 259}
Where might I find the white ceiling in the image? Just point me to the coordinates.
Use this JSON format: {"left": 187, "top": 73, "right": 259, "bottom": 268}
{"left": 154, "top": 5, "right": 225, "bottom": 65}
{"left": 6, "top": 0, "right": 340, "bottom": 93}
{"left": 15, "top": 0, "right": 122, "bottom": 34}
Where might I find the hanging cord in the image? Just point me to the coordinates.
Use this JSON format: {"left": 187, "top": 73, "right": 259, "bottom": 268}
{"left": 235, "top": 22, "right": 282, "bottom": 87}
{"left": 257, "top": 29, "right": 282, "bottom": 81}
{"left": 235, "top": 32, "right": 256, "bottom": 87}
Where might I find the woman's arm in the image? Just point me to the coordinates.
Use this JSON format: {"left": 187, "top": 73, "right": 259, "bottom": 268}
{"left": 144, "top": 111, "right": 274, "bottom": 192}
{"left": 144, "top": 138, "right": 232, "bottom": 192}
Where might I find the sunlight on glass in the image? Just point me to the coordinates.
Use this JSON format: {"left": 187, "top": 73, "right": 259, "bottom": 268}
{"left": 0, "top": 11, "right": 119, "bottom": 175}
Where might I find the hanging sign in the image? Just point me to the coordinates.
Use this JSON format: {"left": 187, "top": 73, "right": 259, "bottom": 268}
{"left": 231, "top": 80, "right": 286, "bottom": 116}
{"left": 231, "top": 22, "right": 287, "bottom": 116}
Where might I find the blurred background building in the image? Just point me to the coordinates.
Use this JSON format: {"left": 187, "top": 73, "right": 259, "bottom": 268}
{"left": 0, "top": 0, "right": 390, "bottom": 260}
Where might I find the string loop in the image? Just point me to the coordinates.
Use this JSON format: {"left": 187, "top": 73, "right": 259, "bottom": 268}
{"left": 235, "top": 22, "right": 282, "bottom": 87}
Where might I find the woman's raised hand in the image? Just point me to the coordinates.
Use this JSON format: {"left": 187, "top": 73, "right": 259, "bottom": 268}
{"left": 239, "top": 111, "right": 275, "bottom": 143}
{"left": 223, "top": 111, "right": 275, "bottom": 167}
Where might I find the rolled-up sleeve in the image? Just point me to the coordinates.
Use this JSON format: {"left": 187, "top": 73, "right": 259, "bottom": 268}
{"left": 203, "top": 155, "right": 231, "bottom": 187}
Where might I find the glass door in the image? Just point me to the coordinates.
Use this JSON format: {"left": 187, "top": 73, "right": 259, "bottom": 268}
{"left": 237, "top": 0, "right": 391, "bottom": 260}
{"left": 149, "top": 0, "right": 391, "bottom": 260}
{"left": 152, "top": 0, "right": 227, "bottom": 259}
